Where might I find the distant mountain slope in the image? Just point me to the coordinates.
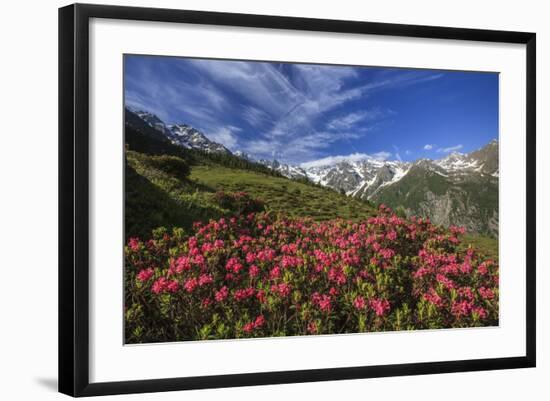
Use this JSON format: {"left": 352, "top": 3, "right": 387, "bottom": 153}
{"left": 264, "top": 142, "right": 499, "bottom": 237}
{"left": 372, "top": 156, "right": 498, "bottom": 237}
{"left": 126, "top": 107, "right": 498, "bottom": 236}
{"left": 132, "top": 109, "right": 231, "bottom": 154}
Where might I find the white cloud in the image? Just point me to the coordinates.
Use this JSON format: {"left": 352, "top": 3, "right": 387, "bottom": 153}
{"left": 186, "top": 59, "right": 302, "bottom": 118}
{"left": 326, "top": 109, "right": 388, "bottom": 131}
{"left": 371, "top": 151, "right": 392, "bottom": 160}
{"left": 243, "top": 139, "right": 278, "bottom": 156}
{"left": 127, "top": 56, "right": 445, "bottom": 165}
{"left": 355, "top": 72, "right": 444, "bottom": 95}
{"left": 207, "top": 126, "right": 241, "bottom": 150}
{"left": 242, "top": 128, "right": 369, "bottom": 164}
{"left": 423, "top": 144, "right": 434, "bottom": 150}
{"left": 242, "top": 106, "right": 273, "bottom": 128}
{"left": 437, "top": 144, "right": 463, "bottom": 153}
{"left": 405, "top": 150, "right": 412, "bottom": 155}
{"left": 300, "top": 151, "right": 391, "bottom": 169}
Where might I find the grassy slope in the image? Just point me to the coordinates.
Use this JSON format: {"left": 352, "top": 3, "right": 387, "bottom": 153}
{"left": 126, "top": 151, "right": 224, "bottom": 238}
{"left": 126, "top": 150, "right": 377, "bottom": 237}
{"left": 190, "top": 165, "right": 378, "bottom": 222}
{"left": 461, "top": 234, "right": 499, "bottom": 261}
{"left": 126, "top": 148, "right": 498, "bottom": 260}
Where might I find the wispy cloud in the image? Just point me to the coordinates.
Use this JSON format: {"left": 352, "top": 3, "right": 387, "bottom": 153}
{"left": 326, "top": 108, "right": 390, "bottom": 131}
{"left": 208, "top": 126, "right": 241, "bottom": 150}
{"left": 185, "top": 59, "right": 302, "bottom": 119}
{"left": 300, "top": 151, "right": 391, "bottom": 169}
{"left": 437, "top": 144, "right": 463, "bottom": 153}
{"left": 241, "top": 106, "right": 273, "bottom": 128}
{"left": 243, "top": 130, "right": 351, "bottom": 163}
{"left": 392, "top": 144, "right": 402, "bottom": 161}
{"left": 423, "top": 144, "right": 435, "bottom": 150}
{"left": 125, "top": 56, "right": 448, "bottom": 164}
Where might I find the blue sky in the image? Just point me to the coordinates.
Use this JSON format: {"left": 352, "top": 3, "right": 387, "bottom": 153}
{"left": 124, "top": 55, "right": 498, "bottom": 166}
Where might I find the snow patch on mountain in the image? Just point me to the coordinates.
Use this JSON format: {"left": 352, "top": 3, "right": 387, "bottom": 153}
{"left": 130, "top": 108, "right": 499, "bottom": 200}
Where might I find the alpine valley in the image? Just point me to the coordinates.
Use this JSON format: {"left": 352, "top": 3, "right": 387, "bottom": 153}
{"left": 126, "top": 108, "right": 499, "bottom": 238}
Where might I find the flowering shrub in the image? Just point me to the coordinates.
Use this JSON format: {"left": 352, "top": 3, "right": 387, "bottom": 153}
{"left": 124, "top": 204, "right": 498, "bottom": 343}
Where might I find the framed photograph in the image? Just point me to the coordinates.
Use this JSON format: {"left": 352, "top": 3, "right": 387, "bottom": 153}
{"left": 59, "top": 3, "right": 536, "bottom": 397}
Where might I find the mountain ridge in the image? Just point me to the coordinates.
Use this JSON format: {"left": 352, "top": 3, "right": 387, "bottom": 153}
{"left": 126, "top": 108, "right": 498, "bottom": 236}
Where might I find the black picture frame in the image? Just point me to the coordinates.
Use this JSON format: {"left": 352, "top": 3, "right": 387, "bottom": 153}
{"left": 59, "top": 3, "right": 536, "bottom": 397}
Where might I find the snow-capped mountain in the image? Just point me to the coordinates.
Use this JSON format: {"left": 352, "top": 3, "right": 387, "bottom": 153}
{"left": 130, "top": 109, "right": 231, "bottom": 155}
{"left": 127, "top": 108, "right": 498, "bottom": 236}
{"left": 257, "top": 141, "right": 498, "bottom": 201}
{"left": 369, "top": 141, "right": 499, "bottom": 237}
{"left": 434, "top": 140, "right": 499, "bottom": 177}
{"left": 257, "top": 159, "right": 309, "bottom": 180}
{"left": 302, "top": 159, "right": 410, "bottom": 198}
{"left": 134, "top": 110, "right": 171, "bottom": 136}
{"left": 168, "top": 124, "right": 231, "bottom": 154}
{"left": 256, "top": 141, "right": 499, "bottom": 237}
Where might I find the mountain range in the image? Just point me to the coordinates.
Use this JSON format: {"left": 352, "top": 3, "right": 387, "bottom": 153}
{"left": 126, "top": 108, "right": 499, "bottom": 237}
{"left": 133, "top": 110, "right": 231, "bottom": 154}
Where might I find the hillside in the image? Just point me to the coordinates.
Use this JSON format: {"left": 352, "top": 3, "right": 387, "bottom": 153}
{"left": 126, "top": 148, "right": 377, "bottom": 238}
{"left": 126, "top": 107, "right": 499, "bottom": 238}
{"left": 371, "top": 159, "right": 499, "bottom": 236}
{"left": 124, "top": 108, "right": 498, "bottom": 258}
{"left": 190, "top": 165, "right": 377, "bottom": 221}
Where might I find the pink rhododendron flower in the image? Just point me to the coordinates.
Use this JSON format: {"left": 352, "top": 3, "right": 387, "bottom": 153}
{"left": 328, "top": 266, "right": 346, "bottom": 285}
{"left": 312, "top": 292, "right": 332, "bottom": 312}
{"left": 128, "top": 237, "right": 141, "bottom": 252}
{"left": 423, "top": 288, "right": 443, "bottom": 307}
{"left": 271, "top": 283, "right": 291, "bottom": 297}
{"left": 173, "top": 256, "right": 192, "bottom": 273}
{"left": 436, "top": 274, "right": 456, "bottom": 290}
{"left": 126, "top": 204, "right": 499, "bottom": 341}
{"left": 460, "top": 261, "right": 472, "bottom": 274}
{"left": 137, "top": 268, "right": 154, "bottom": 282}
{"left": 165, "top": 279, "right": 179, "bottom": 293}
{"left": 378, "top": 248, "right": 395, "bottom": 259}
{"left": 243, "top": 322, "right": 255, "bottom": 333}
{"left": 214, "top": 286, "right": 229, "bottom": 302}
{"left": 269, "top": 266, "right": 281, "bottom": 279}
{"left": 458, "top": 287, "right": 474, "bottom": 301}
{"left": 151, "top": 277, "right": 168, "bottom": 294}
{"left": 249, "top": 265, "right": 260, "bottom": 278}
{"left": 477, "top": 262, "right": 488, "bottom": 275}
{"left": 225, "top": 257, "right": 243, "bottom": 274}
{"left": 201, "top": 298, "right": 212, "bottom": 308}
{"left": 369, "top": 298, "right": 390, "bottom": 316}
{"left": 234, "top": 287, "right": 255, "bottom": 301}
{"left": 478, "top": 287, "right": 495, "bottom": 300}
{"left": 183, "top": 278, "right": 198, "bottom": 293}
{"left": 245, "top": 252, "right": 256, "bottom": 264}
{"left": 198, "top": 274, "right": 213, "bottom": 286}
{"left": 353, "top": 296, "right": 366, "bottom": 310}
{"left": 451, "top": 300, "right": 473, "bottom": 318}
{"left": 472, "top": 306, "right": 487, "bottom": 319}
{"left": 254, "top": 315, "right": 265, "bottom": 328}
